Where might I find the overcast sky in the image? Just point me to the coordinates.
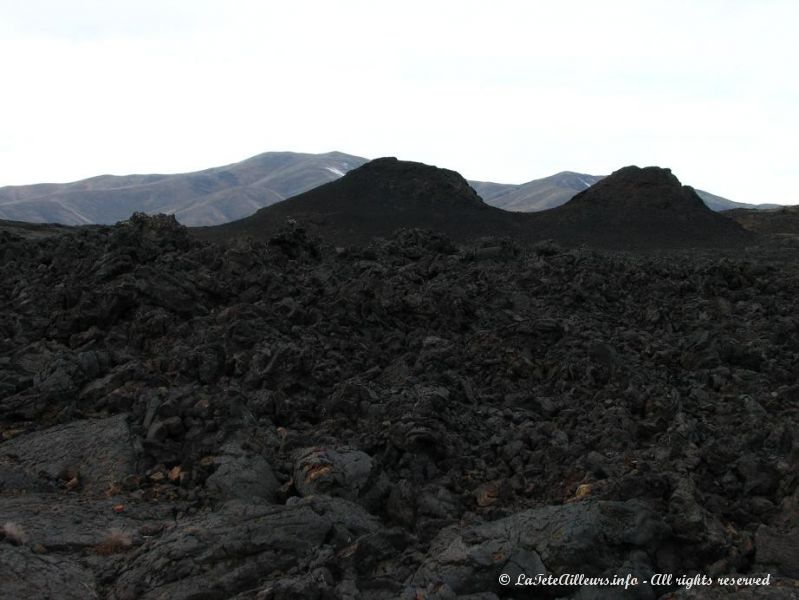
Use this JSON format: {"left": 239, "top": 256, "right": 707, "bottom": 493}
{"left": 0, "top": 0, "right": 796, "bottom": 204}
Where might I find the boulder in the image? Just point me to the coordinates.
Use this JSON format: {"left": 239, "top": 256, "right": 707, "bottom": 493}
{"left": 0, "top": 414, "right": 136, "bottom": 494}
{"left": 293, "top": 447, "right": 373, "bottom": 501}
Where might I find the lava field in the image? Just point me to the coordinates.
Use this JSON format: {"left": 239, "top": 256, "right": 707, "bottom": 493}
{"left": 1, "top": 209, "right": 798, "bottom": 599}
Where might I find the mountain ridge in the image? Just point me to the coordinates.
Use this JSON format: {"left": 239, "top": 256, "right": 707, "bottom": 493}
{"left": 0, "top": 151, "right": 368, "bottom": 226}
{"left": 0, "top": 151, "right": 777, "bottom": 226}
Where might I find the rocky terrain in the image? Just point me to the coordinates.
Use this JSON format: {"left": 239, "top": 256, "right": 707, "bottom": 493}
{"left": 1, "top": 196, "right": 798, "bottom": 598}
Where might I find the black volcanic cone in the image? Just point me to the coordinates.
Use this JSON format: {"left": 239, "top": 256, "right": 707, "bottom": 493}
{"left": 532, "top": 166, "right": 754, "bottom": 248}
{"left": 196, "top": 158, "right": 529, "bottom": 245}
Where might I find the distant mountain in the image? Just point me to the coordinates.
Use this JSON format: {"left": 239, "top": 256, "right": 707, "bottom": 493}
{"left": 692, "top": 190, "right": 780, "bottom": 212}
{"left": 0, "top": 151, "right": 368, "bottom": 226}
{"left": 473, "top": 172, "right": 776, "bottom": 213}
{"left": 472, "top": 171, "right": 602, "bottom": 212}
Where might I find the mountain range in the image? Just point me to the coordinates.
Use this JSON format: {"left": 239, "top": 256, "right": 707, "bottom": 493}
{"left": 0, "top": 151, "right": 778, "bottom": 226}
{"left": 0, "top": 152, "right": 367, "bottom": 226}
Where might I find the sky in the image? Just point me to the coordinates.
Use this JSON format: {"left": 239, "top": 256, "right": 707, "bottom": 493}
{"left": 0, "top": 0, "right": 796, "bottom": 205}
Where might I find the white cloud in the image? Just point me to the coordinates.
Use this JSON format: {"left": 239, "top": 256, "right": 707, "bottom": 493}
{"left": 0, "top": 0, "right": 796, "bottom": 205}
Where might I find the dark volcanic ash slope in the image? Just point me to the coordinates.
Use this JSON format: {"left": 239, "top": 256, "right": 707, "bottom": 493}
{"left": 1, "top": 214, "right": 798, "bottom": 599}
{"left": 196, "top": 157, "right": 531, "bottom": 245}
{"left": 473, "top": 172, "right": 774, "bottom": 213}
{"left": 729, "top": 205, "right": 799, "bottom": 236}
{"left": 199, "top": 160, "right": 757, "bottom": 250}
{"left": 531, "top": 166, "right": 755, "bottom": 249}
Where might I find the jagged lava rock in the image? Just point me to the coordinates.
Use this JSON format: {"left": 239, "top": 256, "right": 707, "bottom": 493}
{"left": 0, "top": 414, "right": 136, "bottom": 495}
{"left": 2, "top": 214, "right": 798, "bottom": 598}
